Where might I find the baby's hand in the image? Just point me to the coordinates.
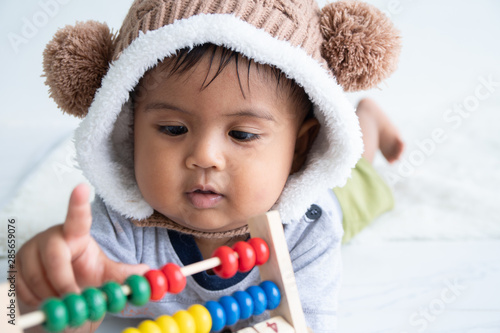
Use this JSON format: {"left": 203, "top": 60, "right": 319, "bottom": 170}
{"left": 16, "top": 184, "right": 149, "bottom": 307}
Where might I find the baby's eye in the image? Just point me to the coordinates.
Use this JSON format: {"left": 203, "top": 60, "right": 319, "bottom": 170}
{"left": 229, "top": 130, "right": 260, "bottom": 142}
{"left": 159, "top": 125, "right": 188, "bottom": 136}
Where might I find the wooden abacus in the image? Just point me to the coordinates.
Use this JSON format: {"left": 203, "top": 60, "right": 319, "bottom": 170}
{"left": 1, "top": 211, "right": 310, "bottom": 333}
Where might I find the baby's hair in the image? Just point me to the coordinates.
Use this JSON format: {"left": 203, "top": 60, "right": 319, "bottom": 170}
{"left": 133, "top": 43, "right": 314, "bottom": 122}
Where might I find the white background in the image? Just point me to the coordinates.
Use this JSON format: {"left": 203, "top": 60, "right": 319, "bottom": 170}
{"left": 1, "top": 1, "right": 499, "bottom": 332}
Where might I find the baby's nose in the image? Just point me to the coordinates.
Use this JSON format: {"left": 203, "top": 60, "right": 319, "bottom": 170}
{"left": 185, "top": 136, "right": 226, "bottom": 170}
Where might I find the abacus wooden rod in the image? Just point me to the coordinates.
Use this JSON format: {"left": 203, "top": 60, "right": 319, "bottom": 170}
{"left": 180, "top": 256, "right": 221, "bottom": 276}
{"left": 18, "top": 311, "right": 45, "bottom": 330}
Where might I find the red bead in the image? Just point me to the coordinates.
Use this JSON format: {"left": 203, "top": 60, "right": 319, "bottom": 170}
{"left": 161, "top": 263, "right": 186, "bottom": 294}
{"left": 212, "top": 246, "right": 238, "bottom": 279}
{"left": 247, "top": 238, "right": 270, "bottom": 266}
{"left": 144, "top": 269, "right": 168, "bottom": 301}
{"left": 232, "top": 241, "right": 256, "bottom": 272}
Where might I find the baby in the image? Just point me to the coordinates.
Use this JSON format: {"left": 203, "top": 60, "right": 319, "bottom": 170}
{"left": 17, "top": 1, "right": 402, "bottom": 332}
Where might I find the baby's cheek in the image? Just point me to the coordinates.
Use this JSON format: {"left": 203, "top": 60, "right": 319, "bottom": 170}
{"left": 135, "top": 156, "right": 167, "bottom": 203}
{"left": 249, "top": 173, "right": 286, "bottom": 210}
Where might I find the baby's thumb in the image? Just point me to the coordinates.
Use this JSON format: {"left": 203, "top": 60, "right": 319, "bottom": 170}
{"left": 102, "top": 259, "right": 150, "bottom": 284}
{"left": 63, "top": 183, "right": 92, "bottom": 240}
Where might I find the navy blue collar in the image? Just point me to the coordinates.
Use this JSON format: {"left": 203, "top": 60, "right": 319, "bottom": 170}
{"left": 168, "top": 230, "right": 252, "bottom": 291}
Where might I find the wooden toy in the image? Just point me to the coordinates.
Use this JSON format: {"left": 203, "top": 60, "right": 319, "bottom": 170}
{"left": 1, "top": 211, "right": 310, "bottom": 333}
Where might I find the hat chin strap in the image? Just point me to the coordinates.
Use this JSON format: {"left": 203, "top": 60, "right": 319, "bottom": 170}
{"left": 131, "top": 211, "right": 249, "bottom": 239}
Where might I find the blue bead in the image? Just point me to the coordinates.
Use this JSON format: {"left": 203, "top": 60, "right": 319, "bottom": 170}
{"left": 246, "top": 286, "right": 267, "bottom": 316}
{"left": 232, "top": 291, "right": 254, "bottom": 320}
{"left": 218, "top": 296, "right": 240, "bottom": 326}
{"left": 260, "top": 281, "right": 281, "bottom": 310}
{"left": 205, "top": 300, "right": 226, "bottom": 332}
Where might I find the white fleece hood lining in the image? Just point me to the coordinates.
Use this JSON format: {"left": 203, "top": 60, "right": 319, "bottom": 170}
{"left": 74, "top": 13, "right": 363, "bottom": 223}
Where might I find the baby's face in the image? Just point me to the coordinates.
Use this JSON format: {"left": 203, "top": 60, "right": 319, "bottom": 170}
{"left": 134, "top": 55, "right": 304, "bottom": 232}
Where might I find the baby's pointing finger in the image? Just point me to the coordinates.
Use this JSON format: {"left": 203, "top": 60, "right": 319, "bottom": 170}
{"left": 63, "top": 183, "right": 92, "bottom": 241}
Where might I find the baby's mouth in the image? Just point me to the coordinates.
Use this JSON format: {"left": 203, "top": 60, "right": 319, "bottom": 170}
{"left": 193, "top": 189, "right": 217, "bottom": 194}
{"left": 186, "top": 188, "right": 224, "bottom": 209}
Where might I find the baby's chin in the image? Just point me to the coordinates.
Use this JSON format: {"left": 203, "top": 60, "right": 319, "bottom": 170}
{"left": 162, "top": 210, "right": 249, "bottom": 234}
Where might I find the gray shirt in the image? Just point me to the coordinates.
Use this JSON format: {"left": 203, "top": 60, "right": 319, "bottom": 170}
{"left": 90, "top": 188, "right": 343, "bottom": 333}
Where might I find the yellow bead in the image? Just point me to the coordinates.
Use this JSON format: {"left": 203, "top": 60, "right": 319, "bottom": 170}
{"left": 173, "top": 310, "right": 196, "bottom": 333}
{"left": 156, "top": 315, "right": 180, "bottom": 333}
{"left": 122, "top": 328, "right": 142, "bottom": 333}
{"left": 188, "top": 305, "right": 212, "bottom": 333}
{"left": 138, "top": 320, "right": 162, "bottom": 333}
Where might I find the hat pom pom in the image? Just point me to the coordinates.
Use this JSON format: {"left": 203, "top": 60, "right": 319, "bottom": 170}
{"left": 320, "top": 1, "right": 401, "bottom": 92}
{"left": 43, "top": 21, "right": 114, "bottom": 118}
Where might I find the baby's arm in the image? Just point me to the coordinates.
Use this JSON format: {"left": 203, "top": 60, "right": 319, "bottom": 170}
{"left": 15, "top": 184, "right": 149, "bottom": 332}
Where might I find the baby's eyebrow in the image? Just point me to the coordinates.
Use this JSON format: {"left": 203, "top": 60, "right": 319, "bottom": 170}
{"left": 225, "top": 109, "right": 276, "bottom": 122}
{"left": 143, "top": 102, "right": 275, "bottom": 122}
{"left": 143, "top": 102, "right": 187, "bottom": 114}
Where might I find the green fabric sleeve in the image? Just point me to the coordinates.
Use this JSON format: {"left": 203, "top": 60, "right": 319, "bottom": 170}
{"left": 333, "top": 158, "right": 394, "bottom": 243}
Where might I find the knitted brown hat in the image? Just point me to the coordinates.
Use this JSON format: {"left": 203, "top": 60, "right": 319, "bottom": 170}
{"left": 44, "top": 0, "right": 400, "bottom": 118}
{"left": 42, "top": 0, "right": 401, "bottom": 234}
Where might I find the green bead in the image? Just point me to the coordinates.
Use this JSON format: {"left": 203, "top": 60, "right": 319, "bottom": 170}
{"left": 125, "top": 275, "right": 151, "bottom": 306}
{"left": 41, "top": 298, "right": 69, "bottom": 332}
{"left": 63, "top": 293, "right": 89, "bottom": 327}
{"left": 82, "top": 287, "right": 107, "bottom": 321}
{"left": 101, "top": 281, "right": 127, "bottom": 313}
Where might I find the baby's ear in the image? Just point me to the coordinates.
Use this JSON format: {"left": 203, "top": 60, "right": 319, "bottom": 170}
{"left": 291, "top": 118, "right": 321, "bottom": 174}
{"left": 43, "top": 21, "right": 115, "bottom": 118}
{"left": 320, "top": 1, "right": 401, "bottom": 92}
